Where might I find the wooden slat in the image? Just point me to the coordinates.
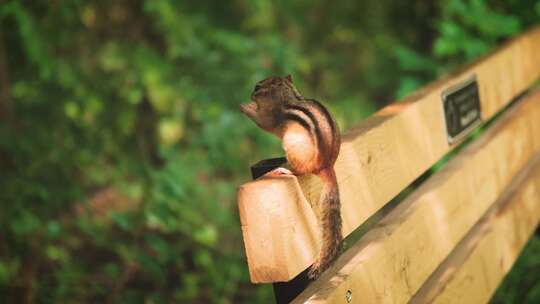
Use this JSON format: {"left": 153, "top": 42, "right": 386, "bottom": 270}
{"left": 410, "top": 151, "right": 540, "bottom": 304}
{"left": 238, "top": 27, "right": 540, "bottom": 283}
{"left": 291, "top": 88, "right": 540, "bottom": 303}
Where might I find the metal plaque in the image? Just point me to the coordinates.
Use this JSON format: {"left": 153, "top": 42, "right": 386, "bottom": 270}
{"left": 442, "top": 76, "right": 482, "bottom": 144}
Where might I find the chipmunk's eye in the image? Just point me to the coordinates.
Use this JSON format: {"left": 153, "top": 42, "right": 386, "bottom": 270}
{"left": 254, "top": 84, "right": 262, "bottom": 92}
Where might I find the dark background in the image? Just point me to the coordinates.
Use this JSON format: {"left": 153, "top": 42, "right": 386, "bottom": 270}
{"left": 0, "top": 0, "right": 539, "bottom": 303}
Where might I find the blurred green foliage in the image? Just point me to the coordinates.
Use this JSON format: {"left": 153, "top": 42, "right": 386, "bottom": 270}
{"left": 493, "top": 237, "right": 540, "bottom": 303}
{"left": 0, "top": 0, "right": 538, "bottom": 303}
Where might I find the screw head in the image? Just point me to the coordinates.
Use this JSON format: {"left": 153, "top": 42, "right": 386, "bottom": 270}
{"left": 345, "top": 290, "right": 352, "bottom": 303}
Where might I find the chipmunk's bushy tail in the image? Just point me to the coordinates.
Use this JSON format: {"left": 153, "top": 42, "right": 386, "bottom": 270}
{"left": 308, "top": 167, "right": 342, "bottom": 279}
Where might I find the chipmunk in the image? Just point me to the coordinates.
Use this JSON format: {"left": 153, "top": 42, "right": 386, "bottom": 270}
{"left": 240, "top": 75, "right": 342, "bottom": 279}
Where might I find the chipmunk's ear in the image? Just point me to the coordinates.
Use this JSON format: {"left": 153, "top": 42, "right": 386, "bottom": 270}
{"left": 285, "top": 74, "right": 293, "bottom": 83}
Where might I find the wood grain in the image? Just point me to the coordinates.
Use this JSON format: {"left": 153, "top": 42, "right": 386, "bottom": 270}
{"left": 410, "top": 151, "right": 540, "bottom": 304}
{"left": 237, "top": 27, "right": 540, "bottom": 283}
{"left": 291, "top": 88, "right": 540, "bottom": 303}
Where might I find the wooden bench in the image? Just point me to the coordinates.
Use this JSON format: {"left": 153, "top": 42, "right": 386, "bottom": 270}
{"left": 237, "top": 27, "right": 540, "bottom": 303}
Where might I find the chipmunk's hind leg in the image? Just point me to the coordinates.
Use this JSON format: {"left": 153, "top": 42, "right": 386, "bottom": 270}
{"left": 282, "top": 124, "right": 319, "bottom": 174}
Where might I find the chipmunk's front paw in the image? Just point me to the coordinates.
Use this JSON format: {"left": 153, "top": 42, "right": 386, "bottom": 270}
{"left": 266, "top": 167, "right": 293, "bottom": 176}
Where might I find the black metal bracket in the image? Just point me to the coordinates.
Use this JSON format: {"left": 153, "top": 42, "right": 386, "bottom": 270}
{"left": 250, "top": 157, "right": 288, "bottom": 180}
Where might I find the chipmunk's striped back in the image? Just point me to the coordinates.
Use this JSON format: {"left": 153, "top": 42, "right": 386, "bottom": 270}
{"left": 281, "top": 99, "right": 340, "bottom": 172}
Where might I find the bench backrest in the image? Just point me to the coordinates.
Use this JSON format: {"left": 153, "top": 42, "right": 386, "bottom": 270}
{"left": 237, "top": 27, "right": 540, "bottom": 303}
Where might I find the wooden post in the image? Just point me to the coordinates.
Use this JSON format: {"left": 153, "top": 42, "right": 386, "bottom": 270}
{"left": 247, "top": 158, "right": 314, "bottom": 304}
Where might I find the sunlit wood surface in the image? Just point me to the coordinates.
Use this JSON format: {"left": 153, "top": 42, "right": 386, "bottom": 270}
{"left": 410, "top": 151, "right": 540, "bottom": 304}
